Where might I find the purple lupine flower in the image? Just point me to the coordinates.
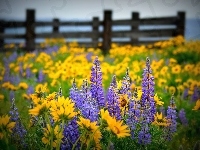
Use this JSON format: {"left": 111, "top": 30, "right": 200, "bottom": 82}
{"left": 178, "top": 109, "right": 188, "bottom": 126}
{"left": 127, "top": 88, "right": 141, "bottom": 139}
{"left": 70, "top": 79, "right": 83, "bottom": 109}
{"left": 90, "top": 56, "right": 105, "bottom": 108}
{"left": 9, "top": 91, "right": 15, "bottom": 102}
{"left": 137, "top": 57, "right": 155, "bottom": 145}
{"left": 182, "top": 88, "right": 189, "bottom": 100}
{"left": 44, "top": 45, "right": 59, "bottom": 54}
{"left": 191, "top": 87, "right": 199, "bottom": 102}
{"left": 138, "top": 125, "right": 151, "bottom": 145}
{"left": 37, "top": 69, "right": 45, "bottom": 83}
{"left": 80, "top": 79, "right": 99, "bottom": 122}
{"left": 164, "top": 95, "right": 177, "bottom": 141}
{"left": 107, "top": 76, "right": 121, "bottom": 120}
{"left": 27, "top": 85, "right": 34, "bottom": 95}
{"left": 141, "top": 57, "right": 156, "bottom": 123}
{"left": 26, "top": 67, "right": 32, "bottom": 78}
{"left": 8, "top": 51, "right": 18, "bottom": 62}
{"left": 9, "top": 75, "right": 20, "bottom": 85}
{"left": 61, "top": 117, "right": 80, "bottom": 150}
{"left": 119, "top": 68, "right": 131, "bottom": 98}
{"left": 9, "top": 98, "right": 27, "bottom": 149}
{"left": 86, "top": 52, "right": 93, "bottom": 61}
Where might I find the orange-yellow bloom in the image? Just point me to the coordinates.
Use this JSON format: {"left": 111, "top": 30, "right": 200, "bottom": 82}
{"left": 77, "top": 117, "right": 102, "bottom": 149}
{"left": 192, "top": 99, "right": 200, "bottom": 110}
{"left": 107, "top": 117, "right": 130, "bottom": 138}
{"left": 50, "top": 96, "right": 76, "bottom": 122}
{"left": 0, "top": 115, "right": 16, "bottom": 139}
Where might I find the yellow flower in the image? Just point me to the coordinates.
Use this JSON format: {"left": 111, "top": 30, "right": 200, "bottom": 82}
{"left": 107, "top": 117, "right": 130, "bottom": 138}
{"left": 77, "top": 117, "right": 102, "bottom": 150}
{"left": 152, "top": 112, "right": 168, "bottom": 127}
{"left": 184, "top": 64, "right": 194, "bottom": 72}
{"left": 29, "top": 100, "right": 50, "bottom": 116}
{"left": 177, "top": 85, "right": 184, "bottom": 93}
{"left": 0, "top": 115, "right": 16, "bottom": 139}
{"left": 154, "top": 93, "right": 164, "bottom": 106}
{"left": 42, "top": 124, "right": 63, "bottom": 148}
{"left": 117, "top": 80, "right": 122, "bottom": 89}
{"left": 192, "top": 99, "right": 200, "bottom": 110}
{"left": 22, "top": 93, "right": 30, "bottom": 99}
{"left": 171, "top": 65, "right": 181, "bottom": 74}
{"left": 18, "top": 82, "right": 29, "bottom": 90}
{"left": 169, "top": 58, "right": 177, "bottom": 66}
{"left": 0, "top": 94, "right": 4, "bottom": 101}
{"left": 158, "top": 78, "right": 167, "bottom": 87}
{"left": 119, "top": 94, "right": 129, "bottom": 108}
{"left": 168, "top": 86, "right": 176, "bottom": 95}
{"left": 175, "top": 78, "right": 182, "bottom": 84}
{"left": 137, "top": 89, "right": 143, "bottom": 100}
{"left": 35, "top": 83, "right": 48, "bottom": 94}
{"left": 100, "top": 109, "right": 111, "bottom": 121}
{"left": 50, "top": 96, "right": 76, "bottom": 122}
{"left": 46, "top": 92, "right": 56, "bottom": 102}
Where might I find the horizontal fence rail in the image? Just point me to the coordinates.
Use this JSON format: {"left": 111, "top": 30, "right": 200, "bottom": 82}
{"left": 0, "top": 9, "right": 185, "bottom": 54}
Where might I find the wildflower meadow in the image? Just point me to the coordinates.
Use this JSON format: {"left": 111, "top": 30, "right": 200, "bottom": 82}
{"left": 0, "top": 36, "right": 200, "bottom": 150}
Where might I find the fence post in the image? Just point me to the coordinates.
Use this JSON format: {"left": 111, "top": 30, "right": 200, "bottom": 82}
{"left": 53, "top": 18, "right": 59, "bottom": 34}
{"left": 131, "top": 12, "right": 139, "bottom": 45}
{"left": 102, "top": 10, "right": 112, "bottom": 55}
{"left": 0, "top": 20, "right": 4, "bottom": 50}
{"left": 25, "top": 9, "right": 35, "bottom": 51}
{"left": 176, "top": 11, "right": 185, "bottom": 37}
{"left": 92, "top": 17, "right": 99, "bottom": 48}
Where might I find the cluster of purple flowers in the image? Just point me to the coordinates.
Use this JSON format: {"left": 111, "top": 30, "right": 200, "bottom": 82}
{"left": 61, "top": 117, "right": 80, "bottom": 150}
{"left": 140, "top": 58, "right": 156, "bottom": 144}
{"left": 90, "top": 56, "right": 105, "bottom": 108}
{"left": 178, "top": 108, "right": 188, "bottom": 126}
{"left": 67, "top": 56, "right": 178, "bottom": 146}
{"left": 107, "top": 75, "right": 121, "bottom": 120}
{"left": 9, "top": 98, "right": 27, "bottom": 149}
{"left": 164, "top": 95, "right": 177, "bottom": 141}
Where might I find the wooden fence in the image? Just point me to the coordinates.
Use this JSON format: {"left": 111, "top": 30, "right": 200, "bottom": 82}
{"left": 0, "top": 9, "right": 185, "bottom": 54}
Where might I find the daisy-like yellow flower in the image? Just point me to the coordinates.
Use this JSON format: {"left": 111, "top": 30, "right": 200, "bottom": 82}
{"left": 107, "top": 117, "right": 130, "bottom": 138}
{"left": 118, "top": 94, "right": 130, "bottom": 116}
{"left": 152, "top": 112, "right": 168, "bottom": 127}
{"left": 100, "top": 109, "right": 111, "bottom": 121}
{"left": 119, "top": 94, "right": 129, "bottom": 108}
{"left": 0, "top": 115, "right": 16, "bottom": 139}
{"left": 46, "top": 92, "right": 56, "bottom": 102}
{"left": 154, "top": 93, "right": 164, "bottom": 106}
{"left": 192, "top": 99, "right": 200, "bottom": 110}
{"left": 77, "top": 117, "right": 102, "bottom": 150}
{"left": 22, "top": 93, "right": 30, "bottom": 99}
{"left": 171, "top": 65, "right": 181, "bottom": 74}
{"left": 168, "top": 86, "right": 176, "bottom": 95}
{"left": 42, "top": 124, "right": 63, "bottom": 148}
{"left": 35, "top": 83, "right": 48, "bottom": 94}
{"left": 18, "top": 82, "right": 28, "bottom": 90}
{"left": 0, "top": 94, "right": 4, "bottom": 101}
{"left": 29, "top": 100, "right": 51, "bottom": 116}
{"left": 159, "top": 66, "right": 168, "bottom": 77}
{"left": 50, "top": 96, "right": 76, "bottom": 122}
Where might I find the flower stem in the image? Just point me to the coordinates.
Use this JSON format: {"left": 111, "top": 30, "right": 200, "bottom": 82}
{"left": 56, "top": 120, "right": 65, "bottom": 150}
{"left": 72, "top": 135, "right": 81, "bottom": 150}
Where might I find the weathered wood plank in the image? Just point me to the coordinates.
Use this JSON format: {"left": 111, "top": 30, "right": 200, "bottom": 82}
{"left": 112, "top": 29, "right": 176, "bottom": 38}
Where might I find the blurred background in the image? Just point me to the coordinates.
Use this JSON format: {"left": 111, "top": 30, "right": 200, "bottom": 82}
{"left": 0, "top": 0, "right": 200, "bottom": 43}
